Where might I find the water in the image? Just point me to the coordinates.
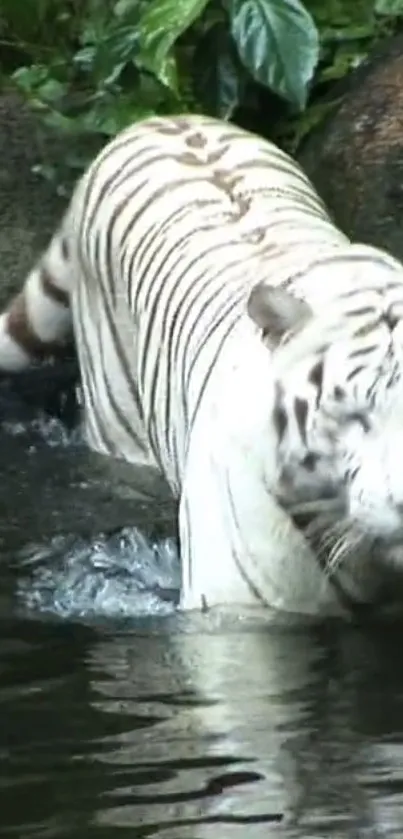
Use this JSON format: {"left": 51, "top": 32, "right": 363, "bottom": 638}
{"left": 1, "top": 386, "right": 403, "bottom": 837}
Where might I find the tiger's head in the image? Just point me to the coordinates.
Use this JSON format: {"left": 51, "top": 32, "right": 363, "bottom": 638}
{"left": 247, "top": 261, "right": 403, "bottom": 560}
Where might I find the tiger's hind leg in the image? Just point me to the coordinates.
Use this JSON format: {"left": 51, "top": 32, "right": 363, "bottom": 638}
{"left": 69, "top": 254, "right": 156, "bottom": 471}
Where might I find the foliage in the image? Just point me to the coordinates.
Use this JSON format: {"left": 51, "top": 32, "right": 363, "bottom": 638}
{"left": 1, "top": 0, "right": 403, "bottom": 185}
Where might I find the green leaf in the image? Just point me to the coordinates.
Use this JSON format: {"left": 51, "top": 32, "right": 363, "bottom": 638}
{"left": 79, "top": 99, "right": 156, "bottom": 136}
{"left": 305, "top": 0, "right": 375, "bottom": 27}
{"left": 114, "top": 0, "right": 138, "bottom": 16}
{"left": 229, "top": 0, "right": 319, "bottom": 110}
{"left": 375, "top": 0, "right": 403, "bottom": 13}
{"left": 318, "top": 23, "right": 375, "bottom": 43}
{"left": 12, "top": 64, "right": 49, "bottom": 92}
{"left": 75, "top": 21, "right": 139, "bottom": 90}
{"left": 36, "top": 77, "right": 68, "bottom": 104}
{"left": 138, "top": 0, "right": 211, "bottom": 93}
{"left": 318, "top": 42, "right": 368, "bottom": 82}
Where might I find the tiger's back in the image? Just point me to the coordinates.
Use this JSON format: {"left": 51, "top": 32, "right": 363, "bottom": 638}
{"left": 60, "top": 115, "right": 346, "bottom": 492}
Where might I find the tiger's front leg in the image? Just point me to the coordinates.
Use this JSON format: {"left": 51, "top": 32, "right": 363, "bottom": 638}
{"left": 178, "top": 425, "right": 345, "bottom": 617}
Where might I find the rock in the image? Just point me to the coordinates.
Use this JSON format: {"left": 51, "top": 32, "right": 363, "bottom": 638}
{"left": 0, "top": 90, "right": 69, "bottom": 304}
{"left": 298, "top": 34, "right": 403, "bottom": 262}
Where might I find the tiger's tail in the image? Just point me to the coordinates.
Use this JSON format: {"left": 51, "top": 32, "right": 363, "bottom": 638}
{"left": 0, "top": 225, "right": 73, "bottom": 372}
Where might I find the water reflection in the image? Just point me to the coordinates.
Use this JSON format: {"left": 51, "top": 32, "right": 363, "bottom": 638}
{"left": 3, "top": 613, "right": 403, "bottom": 838}
{"left": 1, "top": 406, "right": 403, "bottom": 837}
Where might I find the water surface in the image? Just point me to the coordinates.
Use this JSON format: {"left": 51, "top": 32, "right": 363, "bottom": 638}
{"left": 1, "top": 397, "right": 403, "bottom": 838}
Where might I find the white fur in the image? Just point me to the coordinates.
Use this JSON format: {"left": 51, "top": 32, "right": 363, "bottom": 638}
{"left": 0, "top": 313, "right": 31, "bottom": 371}
{"left": 25, "top": 268, "right": 70, "bottom": 342}
{"left": 179, "top": 321, "right": 345, "bottom": 615}
{"left": 347, "top": 421, "right": 403, "bottom": 538}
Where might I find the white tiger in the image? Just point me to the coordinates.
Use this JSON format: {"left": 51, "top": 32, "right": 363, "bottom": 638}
{"left": 2, "top": 113, "right": 403, "bottom": 617}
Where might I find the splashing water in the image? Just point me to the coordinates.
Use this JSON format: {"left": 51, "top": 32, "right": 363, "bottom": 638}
{"left": 17, "top": 527, "right": 181, "bottom": 620}
{"left": 1, "top": 414, "right": 83, "bottom": 449}
{"left": 0, "top": 380, "right": 182, "bottom": 623}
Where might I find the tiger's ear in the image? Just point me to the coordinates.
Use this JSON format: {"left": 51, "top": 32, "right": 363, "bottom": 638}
{"left": 247, "top": 282, "right": 313, "bottom": 345}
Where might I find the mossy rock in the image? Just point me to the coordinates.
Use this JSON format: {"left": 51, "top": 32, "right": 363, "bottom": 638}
{"left": 0, "top": 90, "right": 69, "bottom": 305}
{"left": 298, "top": 34, "right": 403, "bottom": 262}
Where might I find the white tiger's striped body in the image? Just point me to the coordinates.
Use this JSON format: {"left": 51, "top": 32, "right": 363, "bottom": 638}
{"left": 3, "top": 114, "right": 403, "bottom": 617}
{"left": 68, "top": 116, "right": 345, "bottom": 487}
